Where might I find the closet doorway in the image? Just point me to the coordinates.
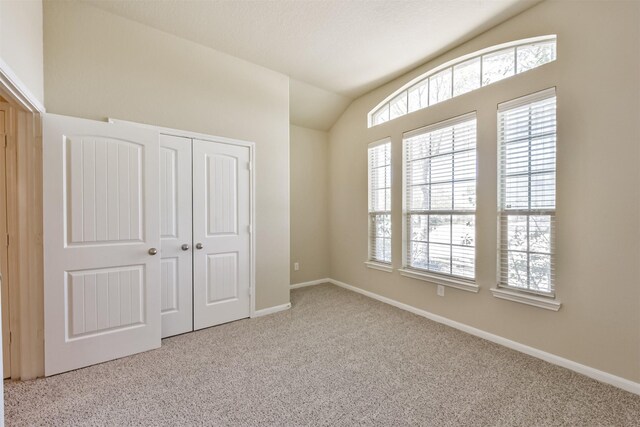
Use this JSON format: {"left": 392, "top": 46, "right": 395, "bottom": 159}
{"left": 159, "top": 134, "right": 252, "bottom": 338}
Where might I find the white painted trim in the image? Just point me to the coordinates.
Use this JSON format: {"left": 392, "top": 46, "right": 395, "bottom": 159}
{"left": 0, "top": 57, "right": 45, "bottom": 113}
{"left": 490, "top": 287, "right": 561, "bottom": 311}
{"left": 367, "top": 140, "right": 392, "bottom": 265}
{"left": 252, "top": 302, "right": 291, "bottom": 318}
{"left": 290, "top": 279, "right": 330, "bottom": 289}
{"left": 367, "top": 137, "right": 391, "bottom": 149}
{"left": 364, "top": 261, "right": 393, "bottom": 273}
{"left": 403, "top": 111, "right": 477, "bottom": 139}
{"left": 398, "top": 268, "right": 479, "bottom": 293}
{"left": 327, "top": 278, "right": 640, "bottom": 396}
{"left": 109, "top": 118, "right": 257, "bottom": 317}
{"left": 250, "top": 142, "right": 256, "bottom": 318}
{"left": 498, "top": 87, "right": 556, "bottom": 112}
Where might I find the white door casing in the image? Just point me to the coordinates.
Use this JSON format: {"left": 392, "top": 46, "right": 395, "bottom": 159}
{"left": 159, "top": 134, "right": 193, "bottom": 338}
{"left": 43, "top": 114, "right": 161, "bottom": 376}
{"left": 193, "top": 139, "right": 251, "bottom": 329}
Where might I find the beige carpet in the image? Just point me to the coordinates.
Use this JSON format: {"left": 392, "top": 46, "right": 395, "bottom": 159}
{"left": 5, "top": 284, "right": 640, "bottom": 426}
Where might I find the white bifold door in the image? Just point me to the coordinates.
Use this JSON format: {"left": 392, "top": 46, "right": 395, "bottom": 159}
{"left": 192, "top": 139, "right": 251, "bottom": 330}
{"left": 159, "top": 135, "right": 193, "bottom": 338}
{"left": 159, "top": 136, "right": 251, "bottom": 334}
{"left": 43, "top": 114, "right": 161, "bottom": 376}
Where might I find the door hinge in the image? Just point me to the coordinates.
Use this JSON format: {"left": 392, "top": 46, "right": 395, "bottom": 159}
{"left": 248, "top": 287, "right": 252, "bottom": 297}
{"left": 4, "top": 135, "right": 7, "bottom": 148}
{"left": 6, "top": 234, "right": 8, "bottom": 247}
{"left": 248, "top": 161, "right": 252, "bottom": 171}
{"left": 248, "top": 224, "right": 252, "bottom": 234}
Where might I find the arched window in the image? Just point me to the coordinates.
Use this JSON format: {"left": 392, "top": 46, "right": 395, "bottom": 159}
{"left": 368, "top": 36, "right": 556, "bottom": 127}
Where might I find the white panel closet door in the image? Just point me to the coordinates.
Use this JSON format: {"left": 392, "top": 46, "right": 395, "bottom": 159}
{"left": 193, "top": 139, "right": 251, "bottom": 329}
{"left": 159, "top": 134, "right": 193, "bottom": 338}
{"left": 43, "top": 114, "right": 161, "bottom": 376}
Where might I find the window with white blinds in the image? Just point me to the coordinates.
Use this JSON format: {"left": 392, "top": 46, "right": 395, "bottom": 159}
{"left": 498, "top": 88, "right": 556, "bottom": 296}
{"left": 403, "top": 113, "right": 477, "bottom": 280}
{"left": 368, "top": 139, "right": 392, "bottom": 264}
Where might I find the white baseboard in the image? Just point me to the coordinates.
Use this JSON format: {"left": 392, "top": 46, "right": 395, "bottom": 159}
{"left": 327, "top": 278, "right": 640, "bottom": 396}
{"left": 290, "top": 278, "right": 331, "bottom": 289}
{"left": 252, "top": 302, "right": 291, "bottom": 318}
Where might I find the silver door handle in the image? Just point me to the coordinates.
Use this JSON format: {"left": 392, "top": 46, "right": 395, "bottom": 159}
{"left": 148, "top": 248, "right": 158, "bottom": 256}
{"left": 181, "top": 244, "right": 190, "bottom": 251}
{"left": 195, "top": 243, "right": 204, "bottom": 250}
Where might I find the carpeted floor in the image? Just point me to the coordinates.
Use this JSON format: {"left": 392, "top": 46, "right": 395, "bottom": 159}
{"left": 5, "top": 283, "right": 640, "bottom": 426}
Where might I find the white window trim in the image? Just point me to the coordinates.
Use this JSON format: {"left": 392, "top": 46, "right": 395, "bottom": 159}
{"left": 368, "top": 137, "right": 392, "bottom": 264}
{"left": 497, "top": 87, "right": 556, "bottom": 112}
{"left": 403, "top": 111, "right": 477, "bottom": 139}
{"left": 368, "top": 35, "right": 557, "bottom": 127}
{"left": 398, "top": 268, "right": 479, "bottom": 293}
{"left": 364, "top": 261, "right": 393, "bottom": 273}
{"left": 490, "top": 287, "right": 561, "bottom": 311}
{"left": 368, "top": 137, "right": 391, "bottom": 149}
{"left": 496, "top": 87, "right": 558, "bottom": 299}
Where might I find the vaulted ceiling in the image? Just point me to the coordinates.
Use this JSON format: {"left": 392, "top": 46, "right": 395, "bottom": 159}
{"left": 82, "top": 0, "right": 540, "bottom": 130}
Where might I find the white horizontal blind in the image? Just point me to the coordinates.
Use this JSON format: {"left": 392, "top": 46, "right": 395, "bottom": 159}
{"left": 368, "top": 140, "right": 392, "bottom": 264}
{"left": 498, "top": 88, "right": 556, "bottom": 295}
{"left": 404, "top": 113, "right": 477, "bottom": 279}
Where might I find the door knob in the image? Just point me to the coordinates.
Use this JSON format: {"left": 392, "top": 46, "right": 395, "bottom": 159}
{"left": 195, "top": 243, "right": 204, "bottom": 250}
{"left": 181, "top": 244, "right": 190, "bottom": 251}
{"left": 148, "top": 248, "right": 158, "bottom": 256}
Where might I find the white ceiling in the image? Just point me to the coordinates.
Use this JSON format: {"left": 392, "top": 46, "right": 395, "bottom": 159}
{"left": 82, "top": 0, "right": 539, "bottom": 130}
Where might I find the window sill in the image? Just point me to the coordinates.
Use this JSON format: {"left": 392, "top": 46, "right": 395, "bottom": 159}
{"left": 364, "top": 261, "right": 393, "bottom": 273}
{"left": 490, "top": 287, "right": 561, "bottom": 311}
{"left": 398, "top": 268, "right": 479, "bottom": 293}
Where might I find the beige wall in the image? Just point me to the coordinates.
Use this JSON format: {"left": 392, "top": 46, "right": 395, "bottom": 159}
{"left": 0, "top": 0, "right": 44, "bottom": 104}
{"left": 290, "top": 125, "right": 330, "bottom": 283}
{"left": 44, "top": 1, "right": 290, "bottom": 310}
{"left": 328, "top": 0, "right": 640, "bottom": 382}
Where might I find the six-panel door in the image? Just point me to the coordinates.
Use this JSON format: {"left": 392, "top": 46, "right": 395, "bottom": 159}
{"left": 192, "top": 139, "right": 251, "bottom": 329}
{"left": 43, "top": 114, "right": 161, "bottom": 376}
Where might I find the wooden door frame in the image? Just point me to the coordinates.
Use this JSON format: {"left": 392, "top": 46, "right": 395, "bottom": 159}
{"left": 0, "top": 59, "right": 46, "bottom": 380}
{"left": 0, "top": 100, "right": 11, "bottom": 378}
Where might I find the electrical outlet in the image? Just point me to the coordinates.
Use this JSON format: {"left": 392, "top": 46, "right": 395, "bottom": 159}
{"left": 437, "top": 285, "right": 445, "bottom": 297}
{"left": 294, "top": 262, "right": 299, "bottom": 271}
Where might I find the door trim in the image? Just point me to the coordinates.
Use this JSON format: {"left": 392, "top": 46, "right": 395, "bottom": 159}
{"left": 0, "top": 58, "right": 46, "bottom": 379}
{"left": 0, "top": 57, "right": 46, "bottom": 114}
{"left": 108, "top": 119, "right": 257, "bottom": 318}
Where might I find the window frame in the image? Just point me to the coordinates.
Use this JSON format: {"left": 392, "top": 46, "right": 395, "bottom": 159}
{"left": 367, "top": 138, "right": 393, "bottom": 268}
{"left": 496, "top": 87, "right": 557, "bottom": 298}
{"left": 400, "top": 112, "right": 479, "bottom": 291}
{"left": 368, "top": 35, "right": 557, "bottom": 127}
